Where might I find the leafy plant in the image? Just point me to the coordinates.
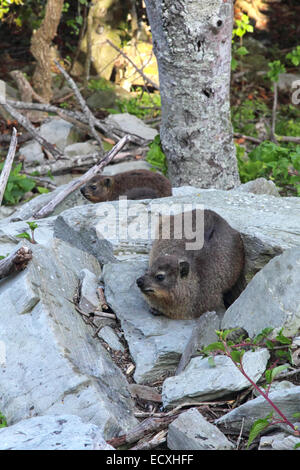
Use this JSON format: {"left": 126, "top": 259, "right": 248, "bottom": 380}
{"left": 88, "top": 78, "right": 114, "bottom": 92}
{"left": 203, "top": 328, "right": 300, "bottom": 448}
{"left": 109, "top": 89, "right": 161, "bottom": 120}
{"left": 266, "top": 60, "right": 286, "bottom": 84}
{"left": 286, "top": 46, "right": 300, "bottom": 67}
{"left": 16, "top": 221, "right": 38, "bottom": 244}
{"left": 0, "top": 162, "right": 36, "bottom": 205}
{"left": 146, "top": 135, "right": 168, "bottom": 175}
{"left": 236, "top": 141, "right": 300, "bottom": 196}
{"left": 0, "top": 411, "right": 7, "bottom": 428}
{"left": 231, "top": 14, "right": 253, "bottom": 71}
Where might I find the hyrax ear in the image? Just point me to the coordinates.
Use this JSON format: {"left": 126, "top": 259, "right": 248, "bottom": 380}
{"left": 103, "top": 177, "right": 112, "bottom": 188}
{"left": 179, "top": 260, "right": 189, "bottom": 278}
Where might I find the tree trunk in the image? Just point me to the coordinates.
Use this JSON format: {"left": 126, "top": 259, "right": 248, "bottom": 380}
{"left": 144, "top": 0, "right": 240, "bottom": 190}
{"left": 30, "top": 0, "right": 64, "bottom": 102}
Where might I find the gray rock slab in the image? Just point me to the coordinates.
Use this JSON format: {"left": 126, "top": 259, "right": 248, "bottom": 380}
{"left": 0, "top": 239, "right": 137, "bottom": 438}
{"left": 39, "top": 117, "right": 84, "bottom": 152}
{"left": 162, "top": 349, "right": 270, "bottom": 408}
{"left": 102, "top": 160, "right": 153, "bottom": 175}
{"left": 19, "top": 140, "right": 45, "bottom": 164}
{"left": 0, "top": 217, "right": 56, "bottom": 257}
{"left": 0, "top": 415, "right": 114, "bottom": 450}
{"left": 216, "top": 385, "right": 300, "bottom": 433}
{"left": 102, "top": 259, "right": 219, "bottom": 384}
{"left": 78, "top": 268, "right": 100, "bottom": 313}
{"left": 53, "top": 189, "right": 300, "bottom": 273}
{"left": 98, "top": 326, "right": 125, "bottom": 352}
{"left": 234, "top": 177, "right": 280, "bottom": 197}
{"left": 167, "top": 408, "right": 234, "bottom": 450}
{"left": 1, "top": 184, "right": 90, "bottom": 224}
{"left": 64, "top": 141, "right": 99, "bottom": 157}
{"left": 105, "top": 113, "right": 158, "bottom": 141}
{"left": 222, "top": 248, "right": 300, "bottom": 338}
{"left": 259, "top": 430, "right": 300, "bottom": 450}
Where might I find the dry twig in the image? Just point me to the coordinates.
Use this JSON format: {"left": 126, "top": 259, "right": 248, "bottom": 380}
{"left": 0, "top": 127, "right": 17, "bottom": 206}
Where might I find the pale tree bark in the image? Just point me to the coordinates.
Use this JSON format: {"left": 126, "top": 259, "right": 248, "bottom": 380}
{"left": 30, "top": 0, "right": 64, "bottom": 102}
{"left": 144, "top": 0, "right": 240, "bottom": 190}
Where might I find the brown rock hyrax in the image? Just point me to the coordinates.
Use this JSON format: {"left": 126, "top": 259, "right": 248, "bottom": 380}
{"left": 136, "top": 209, "right": 246, "bottom": 320}
{"left": 80, "top": 169, "right": 172, "bottom": 202}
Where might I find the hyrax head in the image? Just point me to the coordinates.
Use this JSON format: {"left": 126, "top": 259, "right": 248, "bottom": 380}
{"left": 136, "top": 254, "right": 190, "bottom": 303}
{"left": 80, "top": 175, "right": 114, "bottom": 202}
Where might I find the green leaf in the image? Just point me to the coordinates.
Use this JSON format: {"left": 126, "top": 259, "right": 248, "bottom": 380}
{"left": 247, "top": 415, "right": 273, "bottom": 448}
{"left": 276, "top": 329, "right": 292, "bottom": 345}
{"left": 236, "top": 46, "right": 249, "bottom": 56}
{"left": 37, "top": 186, "right": 49, "bottom": 194}
{"left": 203, "top": 342, "right": 226, "bottom": 354}
{"left": 15, "top": 232, "right": 31, "bottom": 241}
{"left": 230, "top": 349, "right": 244, "bottom": 365}
{"left": 26, "top": 222, "right": 38, "bottom": 231}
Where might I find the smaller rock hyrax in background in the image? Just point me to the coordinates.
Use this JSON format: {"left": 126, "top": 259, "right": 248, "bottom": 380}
{"left": 136, "top": 209, "right": 246, "bottom": 320}
{"left": 80, "top": 169, "right": 172, "bottom": 202}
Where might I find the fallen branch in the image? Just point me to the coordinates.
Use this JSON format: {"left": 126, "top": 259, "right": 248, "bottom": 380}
{"left": 33, "top": 134, "right": 131, "bottom": 219}
{"left": 54, "top": 60, "right": 104, "bottom": 152}
{"left": 130, "top": 430, "right": 167, "bottom": 450}
{"left": 107, "top": 414, "right": 176, "bottom": 448}
{"left": 0, "top": 246, "right": 32, "bottom": 280}
{"left": 106, "top": 39, "right": 159, "bottom": 91}
{"left": 25, "top": 152, "right": 101, "bottom": 176}
{"left": 0, "top": 127, "right": 17, "bottom": 206}
{"left": 1, "top": 102, "right": 63, "bottom": 159}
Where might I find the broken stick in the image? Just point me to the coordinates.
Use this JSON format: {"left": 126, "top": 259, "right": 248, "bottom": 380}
{"left": 0, "top": 246, "right": 32, "bottom": 280}
{"left": 33, "top": 134, "right": 131, "bottom": 219}
{"left": 0, "top": 127, "right": 17, "bottom": 206}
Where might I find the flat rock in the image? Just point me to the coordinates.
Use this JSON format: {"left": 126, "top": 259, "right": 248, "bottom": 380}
{"left": 259, "top": 430, "right": 300, "bottom": 451}
{"left": 216, "top": 385, "right": 300, "bottom": 433}
{"left": 102, "top": 259, "right": 219, "bottom": 384}
{"left": 53, "top": 189, "right": 300, "bottom": 274}
{"left": 234, "top": 177, "right": 280, "bottom": 197}
{"left": 0, "top": 239, "right": 137, "bottom": 438}
{"left": 222, "top": 248, "right": 300, "bottom": 338}
{"left": 162, "top": 349, "right": 270, "bottom": 408}
{"left": 167, "top": 408, "right": 234, "bottom": 450}
{"left": 0, "top": 415, "right": 114, "bottom": 450}
{"left": 105, "top": 113, "right": 158, "bottom": 141}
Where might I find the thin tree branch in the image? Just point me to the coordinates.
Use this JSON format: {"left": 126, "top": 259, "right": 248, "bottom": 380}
{"left": 1, "top": 102, "right": 63, "bottom": 159}
{"left": 106, "top": 39, "right": 160, "bottom": 90}
{"left": 33, "top": 134, "right": 131, "bottom": 219}
{"left": 0, "top": 245, "right": 32, "bottom": 280}
{"left": 54, "top": 60, "right": 104, "bottom": 152}
{"left": 0, "top": 127, "right": 17, "bottom": 206}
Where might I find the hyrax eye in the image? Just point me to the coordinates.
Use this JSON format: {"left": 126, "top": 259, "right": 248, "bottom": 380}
{"left": 90, "top": 185, "right": 97, "bottom": 190}
{"left": 155, "top": 274, "right": 165, "bottom": 281}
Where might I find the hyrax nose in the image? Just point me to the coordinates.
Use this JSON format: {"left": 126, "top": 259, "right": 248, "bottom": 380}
{"left": 136, "top": 277, "right": 144, "bottom": 289}
{"left": 80, "top": 186, "right": 86, "bottom": 195}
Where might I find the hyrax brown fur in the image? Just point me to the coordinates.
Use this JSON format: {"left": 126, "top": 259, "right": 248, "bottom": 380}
{"left": 136, "top": 209, "right": 246, "bottom": 320}
{"left": 80, "top": 169, "right": 172, "bottom": 202}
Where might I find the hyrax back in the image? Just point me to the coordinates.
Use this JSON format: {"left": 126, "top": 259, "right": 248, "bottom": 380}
{"left": 80, "top": 169, "right": 172, "bottom": 202}
{"left": 136, "top": 209, "right": 246, "bottom": 319}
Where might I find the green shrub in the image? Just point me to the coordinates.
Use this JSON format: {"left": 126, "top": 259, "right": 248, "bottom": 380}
{"left": 237, "top": 141, "right": 300, "bottom": 196}
{"left": 0, "top": 162, "right": 36, "bottom": 205}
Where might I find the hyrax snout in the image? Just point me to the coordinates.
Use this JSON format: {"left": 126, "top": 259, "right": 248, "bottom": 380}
{"left": 136, "top": 209, "right": 246, "bottom": 320}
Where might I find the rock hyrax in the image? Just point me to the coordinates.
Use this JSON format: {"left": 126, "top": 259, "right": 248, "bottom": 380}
{"left": 136, "top": 209, "right": 246, "bottom": 319}
{"left": 80, "top": 169, "right": 172, "bottom": 202}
